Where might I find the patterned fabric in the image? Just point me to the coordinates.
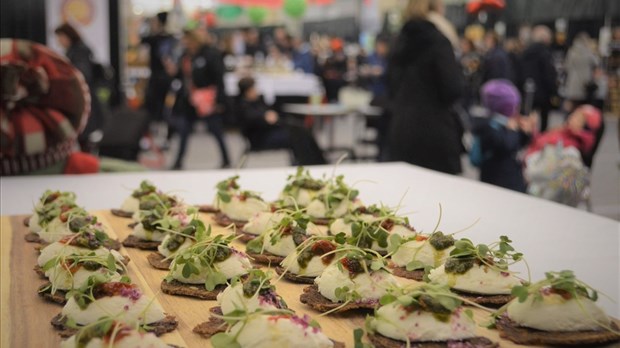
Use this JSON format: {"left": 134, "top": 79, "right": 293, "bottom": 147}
{"left": 0, "top": 39, "right": 90, "bottom": 175}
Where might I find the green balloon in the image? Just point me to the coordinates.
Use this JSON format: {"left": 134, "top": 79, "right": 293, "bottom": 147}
{"left": 284, "top": 0, "right": 306, "bottom": 18}
{"left": 247, "top": 6, "right": 268, "bottom": 25}
{"left": 216, "top": 5, "right": 243, "bottom": 20}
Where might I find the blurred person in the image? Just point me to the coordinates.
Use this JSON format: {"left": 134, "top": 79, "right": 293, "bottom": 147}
{"left": 165, "top": 29, "right": 231, "bottom": 170}
{"left": 140, "top": 12, "right": 176, "bottom": 124}
{"left": 472, "top": 80, "right": 534, "bottom": 192}
{"left": 273, "top": 27, "right": 292, "bottom": 55}
{"left": 265, "top": 45, "right": 293, "bottom": 71}
{"left": 428, "top": 0, "right": 459, "bottom": 51}
{"left": 387, "top": 0, "right": 464, "bottom": 174}
{"left": 526, "top": 105, "right": 602, "bottom": 168}
{"left": 319, "top": 38, "right": 348, "bottom": 102}
{"left": 1, "top": 39, "right": 144, "bottom": 175}
{"left": 360, "top": 34, "right": 391, "bottom": 160}
{"left": 244, "top": 28, "right": 265, "bottom": 58}
{"left": 54, "top": 23, "right": 104, "bottom": 151}
{"left": 519, "top": 25, "right": 557, "bottom": 132}
{"left": 236, "top": 77, "right": 326, "bottom": 165}
{"left": 460, "top": 37, "right": 483, "bottom": 107}
{"left": 564, "top": 32, "right": 600, "bottom": 107}
{"left": 481, "top": 31, "right": 515, "bottom": 83}
{"left": 291, "top": 37, "right": 315, "bottom": 74}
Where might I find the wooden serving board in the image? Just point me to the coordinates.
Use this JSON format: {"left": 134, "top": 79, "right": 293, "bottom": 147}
{"left": 0, "top": 211, "right": 563, "bottom": 348}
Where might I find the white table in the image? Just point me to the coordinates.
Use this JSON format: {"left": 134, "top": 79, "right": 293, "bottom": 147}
{"left": 224, "top": 72, "right": 323, "bottom": 104}
{"left": 1, "top": 162, "right": 618, "bottom": 316}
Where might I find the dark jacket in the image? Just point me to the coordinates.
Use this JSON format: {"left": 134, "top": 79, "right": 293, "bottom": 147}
{"left": 519, "top": 43, "right": 557, "bottom": 105}
{"left": 237, "top": 96, "right": 276, "bottom": 146}
{"left": 387, "top": 19, "right": 464, "bottom": 174}
{"left": 482, "top": 47, "right": 514, "bottom": 83}
{"left": 173, "top": 44, "right": 226, "bottom": 117}
{"left": 472, "top": 116, "right": 529, "bottom": 192}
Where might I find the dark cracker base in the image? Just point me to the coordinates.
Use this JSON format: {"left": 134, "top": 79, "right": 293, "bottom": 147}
{"left": 299, "top": 285, "right": 377, "bottom": 313}
{"left": 51, "top": 313, "right": 178, "bottom": 338}
{"left": 496, "top": 315, "right": 620, "bottom": 346}
{"left": 451, "top": 289, "right": 513, "bottom": 307}
{"left": 236, "top": 230, "right": 257, "bottom": 243}
{"left": 198, "top": 204, "right": 219, "bottom": 213}
{"left": 161, "top": 279, "right": 225, "bottom": 300}
{"left": 311, "top": 217, "right": 331, "bottom": 226}
{"left": 122, "top": 235, "right": 161, "bottom": 250}
{"left": 25, "top": 232, "right": 122, "bottom": 251}
{"left": 33, "top": 265, "right": 46, "bottom": 278}
{"left": 246, "top": 251, "right": 285, "bottom": 265}
{"left": 368, "top": 333, "right": 498, "bottom": 348}
{"left": 23, "top": 216, "right": 30, "bottom": 227}
{"left": 390, "top": 266, "right": 425, "bottom": 281}
{"left": 213, "top": 213, "right": 246, "bottom": 228}
{"left": 110, "top": 209, "right": 134, "bottom": 218}
{"left": 275, "top": 266, "right": 316, "bottom": 284}
{"left": 38, "top": 283, "right": 67, "bottom": 305}
{"left": 193, "top": 307, "right": 227, "bottom": 338}
{"left": 147, "top": 252, "right": 172, "bottom": 270}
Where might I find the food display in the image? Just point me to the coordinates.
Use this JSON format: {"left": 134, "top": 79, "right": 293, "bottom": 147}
{"left": 4, "top": 166, "right": 619, "bottom": 347}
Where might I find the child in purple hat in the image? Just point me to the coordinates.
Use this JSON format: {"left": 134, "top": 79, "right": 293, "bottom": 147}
{"left": 471, "top": 79, "right": 536, "bottom": 192}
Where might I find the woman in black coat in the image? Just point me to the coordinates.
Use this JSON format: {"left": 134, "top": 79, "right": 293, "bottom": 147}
{"left": 387, "top": 0, "right": 464, "bottom": 174}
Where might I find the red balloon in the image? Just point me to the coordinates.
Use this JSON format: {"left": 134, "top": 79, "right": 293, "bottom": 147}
{"left": 204, "top": 12, "right": 217, "bottom": 28}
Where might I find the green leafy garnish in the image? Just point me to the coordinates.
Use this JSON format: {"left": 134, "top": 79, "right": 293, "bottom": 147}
{"left": 445, "top": 236, "right": 524, "bottom": 275}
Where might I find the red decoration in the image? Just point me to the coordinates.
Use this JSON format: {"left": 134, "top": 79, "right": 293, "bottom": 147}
{"left": 466, "top": 0, "right": 505, "bottom": 14}
{"left": 204, "top": 12, "right": 217, "bottom": 28}
{"left": 218, "top": 0, "right": 283, "bottom": 8}
{"left": 308, "top": 0, "right": 333, "bottom": 4}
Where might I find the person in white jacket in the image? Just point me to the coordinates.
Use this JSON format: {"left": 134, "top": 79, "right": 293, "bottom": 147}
{"left": 565, "top": 32, "right": 600, "bottom": 106}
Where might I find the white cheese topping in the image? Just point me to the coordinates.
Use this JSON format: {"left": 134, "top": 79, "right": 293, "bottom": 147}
{"left": 315, "top": 264, "right": 399, "bottom": 302}
{"left": 219, "top": 196, "right": 269, "bottom": 221}
{"left": 279, "top": 188, "right": 319, "bottom": 207}
{"left": 507, "top": 293, "right": 611, "bottom": 331}
{"left": 391, "top": 240, "right": 454, "bottom": 268}
{"left": 242, "top": 212, "right": 286, "bottom": 236}
{"left": 60, "top": 329, "right": 169, "bottom": 348}
{"left": 170, "top": 252, "right": 252, "bottom": 284}
{"left": 217, "top": 282, "right": 281, "bottom": 316}
{"left": 371, "top": 304, "right": 476, "bottom": 342}
{"left": 120, "top": 196, "right": 140, "bottom": 213}
{"left": 29, "top": 213, "right": 43, "bottom": 233}
{"left": 62, "top": 295, "right": 166, "bottom": 326}
{"left": 37, "top": 218, "right": 73, "bottom": 243}
{"left": 230, "top": 314, "right": 334, "bottom": 348}
{"left": 157, "top": 234, "right": 194, "bottom": 258}
{"left": 280, "top": 252, "right": 333, "bottom": 277}
{"left": 306, "top": 199, "right": 362, "bottom": 219}
{"left": 46, "top": 265, "right": 123, "bottom": 291}
{"left": 38, "top": 242, "right": 124, "bottom": 268}
{"left": 428, "top": 264, "right": 521, "bottom": 295}
{"left": 131, "top": 223, "right": 167, "bottom": 242}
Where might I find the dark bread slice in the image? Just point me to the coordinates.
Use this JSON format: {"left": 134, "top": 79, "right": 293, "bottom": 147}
{"left": 368, "top": 333, "right": 498, "bottom": 348}
{"left": 275, "top": 266, "right": 315, "bottom": 284}
{"left": 213, "top": 213, "right": 246, "bottom": 228}
{"left": 122, "top": 235, "right": 161, "bottom": 250}
{"left": 51, "top": 313, "right": 178, "bottom": 338}
{"left": 389, "top": 265, "right": 425, "bottom": 281}
{"left": 246, "top": 251, "right": 285, "bottom": 265}
{"left": 23, "top": 216, "right": 30, "bottom": 227}
{"left": 128, "top": 222, "right": 138, "bottom": 228}
{"left": 451, "top": 289, "right": 513, "bottom": 307}
{"left": 193, "top": 307, "right": 227, "bottom": 338}
{"left": 311, "top": 217, "right": 331, "bottom": 226}
{"left": 147, "top": 252, "right": 171, "bottom": 270}
{"left": 25, "top": 232, "right": 122, "bottom": 251}
{"left": 38, "top": 282, "right": 67, "bottom": 305}
{"left": 110, "top": 209, "right": 134, "bottom": 218}
{"left": 236, "top": 230, "right": 257, "bottom": 243}
{"left": 198, "top": 204, "right": 219, "bottom": 213}
{"left": 496, "top": 314, "right": 620, "bottom": 346}
{"left": 299, "top": 285, "right": 378, "bottom": 313}
{"left": 161, "top": 279, "right": 226, "bottom": 300}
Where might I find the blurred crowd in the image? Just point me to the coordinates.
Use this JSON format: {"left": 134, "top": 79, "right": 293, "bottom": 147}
{"left": 2, "top": 0, "right": 619, "bottom": 208}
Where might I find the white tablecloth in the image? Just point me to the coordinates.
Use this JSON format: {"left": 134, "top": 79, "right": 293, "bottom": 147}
{"left": 224, "top": 72, "right": 323, "bottom": 104}
{"left": 1, "top": 162, "right": 618, "bottom": 316}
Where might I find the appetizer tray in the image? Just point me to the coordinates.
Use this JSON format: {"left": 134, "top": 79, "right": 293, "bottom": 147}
{"left": 0, "top": 211, "right": 611, "bottom": 348}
